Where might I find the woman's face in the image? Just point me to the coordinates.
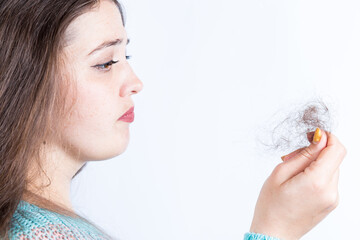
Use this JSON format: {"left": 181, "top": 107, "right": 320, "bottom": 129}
{"left": 59, "top": 0, "right": 143, "bottom": 161}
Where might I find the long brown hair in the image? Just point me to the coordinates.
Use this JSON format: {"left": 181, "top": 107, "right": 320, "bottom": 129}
{"left": 0, "top": 0, "right": 125, "bottom": 238}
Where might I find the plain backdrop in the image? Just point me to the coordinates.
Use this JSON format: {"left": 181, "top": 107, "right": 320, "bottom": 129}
{"left": 71, "top": 0, "right": 360, "bottom": 239}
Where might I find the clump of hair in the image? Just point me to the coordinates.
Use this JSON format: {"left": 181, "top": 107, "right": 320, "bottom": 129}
{"left": 256, "top": 97, "right": 336, "bottom": 156}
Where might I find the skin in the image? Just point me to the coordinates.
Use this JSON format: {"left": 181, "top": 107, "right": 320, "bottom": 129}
{"left": 25, "top": 0, "right": 347, "bottom": 239}
{"left": 250, "top": 129, "right": 347, "bottom": 239}
{"left": 26, "top": 0, "right": 143, "bottom": 211}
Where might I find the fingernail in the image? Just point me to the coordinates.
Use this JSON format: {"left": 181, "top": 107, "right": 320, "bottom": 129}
{"left": 281, "top": 155, "right": 287, "bottom": 161}
{"left": 312, "top": 127, "right": 322, "bottom": 144}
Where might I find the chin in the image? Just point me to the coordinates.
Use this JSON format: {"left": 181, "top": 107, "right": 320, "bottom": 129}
{"left": 114, "top": 136, "right": 130, "bottom": 156}
{"left": 87, "top": 138, "right": 130, "bottom": 161}
{"left": 116, "top": 143, "right": 129, "bottom": 156}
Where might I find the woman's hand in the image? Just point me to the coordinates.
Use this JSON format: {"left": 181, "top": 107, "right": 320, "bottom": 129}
{"left": 249, "top": 129, "right": 347, "bottom": 240}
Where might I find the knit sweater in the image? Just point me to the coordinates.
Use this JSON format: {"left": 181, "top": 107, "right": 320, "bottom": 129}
{"left": 9, "top": 200, "right": 280, "bottom": 240}
{"left": 9, "top": 200, "right": 113, "bottom": 239}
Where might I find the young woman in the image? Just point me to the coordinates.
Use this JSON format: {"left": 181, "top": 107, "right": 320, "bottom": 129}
{"left": 0, "top": 0, "right": 347, "bottom": 239}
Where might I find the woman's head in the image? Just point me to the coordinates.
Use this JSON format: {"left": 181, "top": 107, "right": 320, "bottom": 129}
{"left": 0, "top": 0, "right": 142, "bottom": 237}
{"left": 59, "top": 0, "right": 143, "bottom": 162}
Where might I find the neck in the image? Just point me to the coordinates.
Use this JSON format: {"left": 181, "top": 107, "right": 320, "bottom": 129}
{"left": 24, "top": 142, "right": 85, "bottom": 214}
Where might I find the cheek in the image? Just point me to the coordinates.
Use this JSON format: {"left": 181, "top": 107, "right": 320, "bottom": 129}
{"left": 61, "top": 83, "right": 128, "bottom": 160}
{"left": 73, "top": 85, "right": 112, "bottom": 127}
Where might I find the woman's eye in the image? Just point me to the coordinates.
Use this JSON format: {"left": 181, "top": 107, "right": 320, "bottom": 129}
{"left": 93, "top": 60, "right": 119, "bottom": 71}
{"left": 93, "top": 55, "right": 132, "bottom": 72}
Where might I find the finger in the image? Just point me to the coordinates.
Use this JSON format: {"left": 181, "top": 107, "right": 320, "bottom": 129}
{"left": 275, "top": 128, "right": 328, "bottom": 183}
{"left": 324, "top": 168, "right": 340, "bottom": 211}
{"left": 281, "top": 129, "right": 321, "bottom": 161}
{"left": 325, "top": 168, "right": 340, "bottom": 191}
{"left": 309, "top": 132, "right": 347, "bottom": 177}
{"left": 331, "top": 168, "right": 340, "bottom": 186}
{"left": 281, "top": 147, "right": 304, "bottom": 161}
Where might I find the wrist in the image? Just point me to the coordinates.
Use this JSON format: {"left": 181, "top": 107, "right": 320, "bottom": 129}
{"left": 245, "top": 232, "right": 284, "bottom": 240}
{"left": 250, "top": 224, "right": 299, "bottom": 240}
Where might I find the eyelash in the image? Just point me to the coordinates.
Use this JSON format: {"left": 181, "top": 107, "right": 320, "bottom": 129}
{"left": 94, "top": 55, "right": 132, "bottom": 71}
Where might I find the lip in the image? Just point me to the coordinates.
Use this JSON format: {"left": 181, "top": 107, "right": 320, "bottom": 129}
{"left": 118, "top": 106, "right": 135, "bottom": 122}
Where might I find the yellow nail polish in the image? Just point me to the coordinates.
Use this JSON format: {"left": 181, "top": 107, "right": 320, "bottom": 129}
{"left": 313, "top": 127, "right": 322, "bottom": 143}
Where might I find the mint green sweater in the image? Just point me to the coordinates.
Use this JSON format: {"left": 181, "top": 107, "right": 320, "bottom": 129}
{"left": 9, "top": 200, "right": 280, "bottom": 240}
{"left": 9, "top": 200, "right": 114, "bottom": 239}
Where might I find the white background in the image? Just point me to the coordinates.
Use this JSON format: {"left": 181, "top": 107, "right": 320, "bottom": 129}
{"left": 71, "top": 0, "right": 360, "bottom": 239}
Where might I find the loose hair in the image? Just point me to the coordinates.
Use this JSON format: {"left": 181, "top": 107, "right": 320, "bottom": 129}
{"left": 256, "top": 97, "right": 335, "bottom": 156}
{"left": 0, "top": 0, "right": 125, "bottom": 238}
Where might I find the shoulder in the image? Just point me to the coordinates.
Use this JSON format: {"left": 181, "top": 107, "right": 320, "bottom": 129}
{"left": 9, "top": 200, "right": 111, "bottom": 240}
{"left": 9, "top": 200, "right": 73, "bottom": 239}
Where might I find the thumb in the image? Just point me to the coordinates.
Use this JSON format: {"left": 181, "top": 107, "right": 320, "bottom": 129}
{"left": 275, "top": 128, "right": 328, "bottom": 183}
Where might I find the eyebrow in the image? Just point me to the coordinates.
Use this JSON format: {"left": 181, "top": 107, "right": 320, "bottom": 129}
{"left": 87, "top": 38, "right": 130, "bottom": 56}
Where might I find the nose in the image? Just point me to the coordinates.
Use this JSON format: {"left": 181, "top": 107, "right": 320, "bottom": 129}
{"left": 120, "top": 64, "right": 144, "bottom": 97}
{"left": 130, "top": 73, "right": 143, "bottom": 95}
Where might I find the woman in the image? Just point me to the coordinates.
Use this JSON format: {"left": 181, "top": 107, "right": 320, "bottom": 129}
{"left": 0, "top": 0, "right": 347, "bottom": 239}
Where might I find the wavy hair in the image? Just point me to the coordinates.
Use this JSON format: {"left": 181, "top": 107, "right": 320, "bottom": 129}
{"left": 0, "top": 0, "right": 124, "bottom": 238}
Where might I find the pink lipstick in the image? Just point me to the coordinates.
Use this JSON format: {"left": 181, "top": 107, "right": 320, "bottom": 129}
{"left": 118, "top": 106, "right": 134, "bottom": 122}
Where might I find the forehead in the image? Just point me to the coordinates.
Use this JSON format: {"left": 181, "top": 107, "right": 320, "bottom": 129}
{"left": 62, "top": 0, "right": 125, "bottom": 52}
